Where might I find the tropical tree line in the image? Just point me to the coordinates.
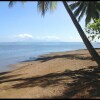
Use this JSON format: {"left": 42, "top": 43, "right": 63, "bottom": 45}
{"left": 8, "top": 1, "right": 100, "bottom": 66}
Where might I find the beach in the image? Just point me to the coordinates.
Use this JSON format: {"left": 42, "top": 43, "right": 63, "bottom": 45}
{"left": 0, "top": 49, "right": 100, "bottom": 99}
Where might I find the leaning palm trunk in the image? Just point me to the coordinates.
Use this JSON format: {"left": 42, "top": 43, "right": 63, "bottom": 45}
{"left": 63, "top": 1, "right": 100, "bottom": 66}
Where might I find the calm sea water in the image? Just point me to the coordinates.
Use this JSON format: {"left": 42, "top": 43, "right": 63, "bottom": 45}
{"left": 0, "top": 42, "right": 99, "bottom": 72}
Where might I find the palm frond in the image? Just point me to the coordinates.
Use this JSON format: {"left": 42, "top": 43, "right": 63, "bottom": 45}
{"left": 70, "top": 1, "right": 100, "bottom": 25}
{"left": 49, "top": 1, "right": 57, "bottom": 11}
{"left": 69, "top": 1, "right": 81, "bottom": 10}
{"left": 78, "top": 6, "right": 86, "bottom": 22}
{"left": 94, "top": 10, "right": 100, "bottom": 19}
{"left": 21, "top": 1, "right": 26, "bottom": 5}
{"left": 37, "top": 1, "right": 49, "bottom": 16}
{"left": 37, "top": 1, "right": 57, "bottom": 16}
{"left": 85, "top": 3, "right": 92, "bottom": 26}
{"left": 9, "top": 1, "right": 15, "bottom": 7}
{"left": 74, "top": 2, "right": 85, "bottom": 18}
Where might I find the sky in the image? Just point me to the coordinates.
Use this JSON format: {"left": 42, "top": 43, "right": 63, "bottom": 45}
{"left": 0, "top": 1, "right": 87, "bottom": 42}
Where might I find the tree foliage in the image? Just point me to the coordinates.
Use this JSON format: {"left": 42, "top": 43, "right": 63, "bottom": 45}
{"left": 9, "top": 1, "right": 57, "bottom": 16}
{"left": 69, "top": 1, "right": 100, "bottom": 26}
{"left": 85, "top": 18, "right": 100, "bottom": 41}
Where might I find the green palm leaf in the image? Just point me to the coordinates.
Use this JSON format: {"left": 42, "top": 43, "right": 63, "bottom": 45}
{"left": 69, "top": 1, "right": 100, "bottom": 25}
{"left": 74, "top": 2, "right": 85, "bottom": 18}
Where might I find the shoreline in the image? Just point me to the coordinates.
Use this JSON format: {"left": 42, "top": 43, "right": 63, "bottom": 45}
{"left": 3, "top": 48, "right": 85, "bottom": 72}
{"left": 8, "top": 48, "right": 100, "bottom": 72}
{"left": 0, "top": 41, "right": 100, "bottom": 73}
{"left": 0, "top": 48, "right": 100, "bottom": 98}
{"left": 6, "top": 48, "right": 89, "bottom": 72}
{"left": 0, "top": 49, "right": 83, "bottom": 73}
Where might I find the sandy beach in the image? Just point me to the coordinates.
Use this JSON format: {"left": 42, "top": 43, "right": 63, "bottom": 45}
{"left": 0, "top": 49, "right": 100, "bottom": 99}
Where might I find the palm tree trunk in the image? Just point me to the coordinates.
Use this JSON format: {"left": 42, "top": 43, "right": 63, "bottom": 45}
{"left": 63, "top": 1, "right": 100, "bottom": 66}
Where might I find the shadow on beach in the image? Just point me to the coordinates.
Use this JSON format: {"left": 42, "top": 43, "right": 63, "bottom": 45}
{"left": 20, "top": 48, "right": 100, "bottom": 63}
{"left": 0, "top": 65, "right": 100, "bottom": 99}
{"left": 21, "top": 53, "right": 93, "bottom": 63}
{"left": 0, "top": 50, "right": 100, "bottom": 99}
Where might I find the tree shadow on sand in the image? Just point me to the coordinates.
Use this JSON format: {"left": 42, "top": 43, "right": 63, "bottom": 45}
{"left": 51, "top": 66, "right": 100, "bottom": 99}
{"left": 0, "top": 65, "right": 100, "bottom": 99}
{"left": 0, "top": 71, "right": 10, "bottom": 76}
{"left": 22, "top": 53, "right": 93, "bottom": 63}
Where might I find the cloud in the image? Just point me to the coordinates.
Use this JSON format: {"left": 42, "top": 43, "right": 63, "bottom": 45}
{"left": 35, "top": 36, "right": 61, "bottom": 41}
{"left": 16, "top": 33, "right": 33, "bottom": 39}
{"left": 14, "top": 34, "right": 61, "bottom": 42}
{"left": 14, "top": 34, "right": 82, "bottom": 42}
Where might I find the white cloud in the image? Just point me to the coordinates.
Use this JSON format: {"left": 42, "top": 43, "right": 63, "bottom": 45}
{"left": 35, "top": 36, "right": 61, "bottom": 41}
{"left": 14, "top": 34, "right": 61, "bottom": 41}
{"left": 16, "top": 33, "right": 33, "bottom": 39}
{"left": 13, "top": 34, "right": 82, "bottom": 42}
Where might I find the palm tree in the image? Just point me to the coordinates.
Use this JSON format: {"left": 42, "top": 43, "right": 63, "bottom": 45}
{"left": 63, "top": 1, "right": 100, "bottom": 65}
{"left": 8, "top": 1, "right": 100, "bottom": 66}
{"left": 69, "top": 1, "right": 100, "bottom": 25}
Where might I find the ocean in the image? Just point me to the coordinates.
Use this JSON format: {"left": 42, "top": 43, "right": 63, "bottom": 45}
{"left": 0, "top": 42, "right": 99, "bottom": 72}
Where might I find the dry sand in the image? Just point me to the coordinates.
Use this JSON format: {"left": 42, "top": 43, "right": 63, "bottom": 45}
{"left": 0, "top": 49, "right": 100, "bottom": 99}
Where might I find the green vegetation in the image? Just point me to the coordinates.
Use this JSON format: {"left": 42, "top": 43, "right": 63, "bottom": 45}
{"left": 69, "top": 1, "right": 100, "bottom": 25}
{"left": 85, "top": 18, "right": 100, "bottom": 41}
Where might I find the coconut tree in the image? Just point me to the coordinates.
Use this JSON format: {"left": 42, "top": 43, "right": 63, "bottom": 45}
{"left": 63, "top": 1, "right": 100, "bottom": 66}
{"left": 8, "top": 1, "right": 100, "bottom": 66}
